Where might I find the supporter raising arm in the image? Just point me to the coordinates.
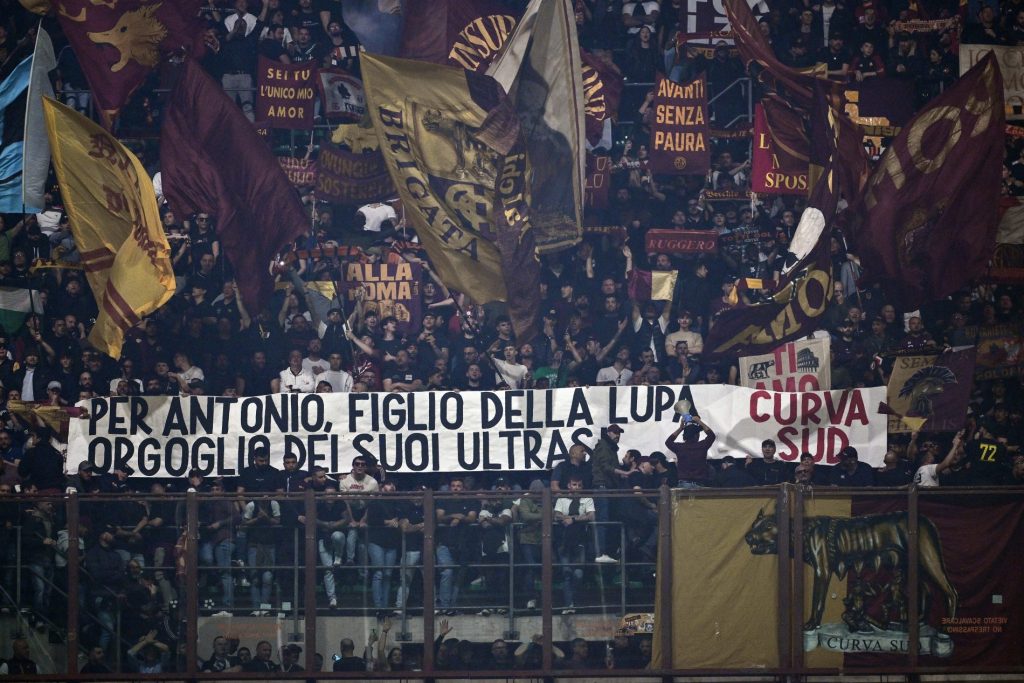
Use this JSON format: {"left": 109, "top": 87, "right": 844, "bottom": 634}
{"left": 664, "top": 415, "right": 716, "bottom": 488}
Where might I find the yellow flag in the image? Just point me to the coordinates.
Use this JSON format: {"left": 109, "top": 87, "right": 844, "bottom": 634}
{"left": 42, "top": 97, "right": 175, "bottom": 358}
{"left": 361, "top": 54, "right": 509, "bottom": 304}
{"left": 651, "top": 270, "right": 678, "bottom": 302}
{"left": 18, "top": 0, "right": 50, "bottom": 14}
{"left": 654, "top": 496, "right": 782, "bottom": 668}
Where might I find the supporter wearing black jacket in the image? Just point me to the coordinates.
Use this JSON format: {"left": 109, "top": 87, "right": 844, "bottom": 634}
{"left": 17, "top": 429, "right": 64, "bottom": 492}
{"left": 10, "top": 348, "right": 50, "bottom": 403}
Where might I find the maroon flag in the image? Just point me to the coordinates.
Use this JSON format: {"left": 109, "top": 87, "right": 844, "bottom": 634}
{"left": 751, "top": 101, "right": 809, "bottom": 195}
{"left": 846, "top": 497, "right": 1024, "bottom": 669}
{"left": 161, "top": 59, "right": 309, "bottom": 313}
{"left": 882, "top": 347, "right": 977, "bottom": 433}
{"left": 856, "top": 54, "right": 1005, "bottom": 310}
{"left": 581, "top": 49, "right": 623, "bottom": 146}
{"left": 803, "top": 82, "right": 871, "bottom": 208}
{"left": 705, "top": 91, "right": 843, "bottom": 358}
{"left": 315, "top": 142, "right": 393, "bottom": 204}
{"left": 399, "top": 0, "right": 519, "bottom": 71}
{"left": 584, "top": 154, "right": 611, "bottom": 209}
{"left": 256, "top": 57, "right": 316, "bottom": 129}
{"left": 724, "top": 0, "right": 827, "bottom": 110}
{"left": 56, "top": 0, "right": 204, "bottom": 128}
{"left": 649, "top": 75, "right": 710, "bottom": 175}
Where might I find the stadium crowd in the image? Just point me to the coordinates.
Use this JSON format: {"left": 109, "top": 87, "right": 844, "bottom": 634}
{"left": 2, "top": 0, "right": 1024, "bottom": 675}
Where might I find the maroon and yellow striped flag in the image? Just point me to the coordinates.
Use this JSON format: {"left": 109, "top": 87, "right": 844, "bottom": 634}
{"left": 42, "top": 97, "right": 175, "bottom": 358}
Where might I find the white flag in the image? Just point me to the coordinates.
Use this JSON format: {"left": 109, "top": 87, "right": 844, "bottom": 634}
{"left": 23, "top": 25, "right": 56, "bottom": 213}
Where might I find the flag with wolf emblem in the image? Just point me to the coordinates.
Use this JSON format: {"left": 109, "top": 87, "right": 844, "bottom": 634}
{"left": 55, "top": 0, "right": 204, "bottom": 128}
{"left": 361, "top": 53, "right": 540, "bottom": 341}
{"left": 855, "top": 54, "right": 1005, "bottom": 311}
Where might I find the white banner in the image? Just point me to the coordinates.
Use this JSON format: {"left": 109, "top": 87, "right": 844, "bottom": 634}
{"left": 960, "top": 44, "right": 1024, "bottom": 121}
{"left": 68, "top": 385, "right": 887, "bottom": 478}
{"left": 739, "top": 337, "right": 832, "bottom": 391}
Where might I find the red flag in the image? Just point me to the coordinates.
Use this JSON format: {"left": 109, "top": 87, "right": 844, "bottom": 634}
{"left": 628, "top": 268, "right": 653, "bottom": 302}
{"left": 581, "top": 49, "right": 623, "bottom": 146}
{"left": 160, "top": 60, "right": 309, "bottom": 313}
{"left": 705, "top": 90, "right": 844, "bottom": 358}
{"left": 751, "top": 101, "right": 809, "bottom": 195}
{"left": 399, "top": 0, "right": 518, "bottom": 71}
{"left": 56, "top": 0, "right": 204, "bottom": 128}
{"left": 856, "top": 54, "right": 1005, "bottom": 310}
{"left": 724, "top": 0, "right": 829, "bottom": 111}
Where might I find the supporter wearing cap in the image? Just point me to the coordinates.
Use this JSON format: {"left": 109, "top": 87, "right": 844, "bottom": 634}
{"left": 819, "top": 28, "right": 851, "bottom": 80}
{"left": 714, "top": 455, "right": 757, "bottom": 487}
{"left": 67, "top": 461, "right": 100, "bottom": 494}
{"left": 888, "top": 31, "right": 922, "bottom": 80}
{"left": 745, "top": 439, "right": 791, "bottom": 485}
{"left": 590, "top": 425, "right": 622, "bottom": 563}
{"left": 829, "top": 447, "right": 876, "bottom": 487}
{"left": 649, "top": 451, "right": 679, "bottom": 488}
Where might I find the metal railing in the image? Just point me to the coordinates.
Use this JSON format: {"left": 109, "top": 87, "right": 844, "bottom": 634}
{"left": 1, "top": 485, "right": 1022, "bottom": 680}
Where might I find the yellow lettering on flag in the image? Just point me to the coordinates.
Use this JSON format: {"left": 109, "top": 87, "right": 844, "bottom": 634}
{"left": 361, "top": 54, "right": 508, "bottom": 304}
{"left": 42, "top": 97, "right": 175, "bottom": 358}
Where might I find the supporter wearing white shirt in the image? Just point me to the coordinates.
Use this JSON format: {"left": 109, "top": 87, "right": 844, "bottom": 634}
{"left": 302, "top": 339, "right": 329, "bottom": 376}
{"left": 596, "top": 346, "right": 634, "bottom": 386}
{"left": 223, "top": 2, "right": 257, "bottom": 37}
{"left": 622, "top": 1, "right": 660, "bottom": 35}
{"left": 913, "top": 432, "right": 962, "bottom": 487}
{"left": 491, "top": 344, "right": 530, "bottom": 388}
{"left": 316, "top": 352, "right": 354, "bottom": 392}
{"left": 168, "top": 351, "right": 204, "bottom": 395}
{"left": 356, "top": 202, "right": 397, "bottom": 233}
{"left": 277, "top": 350, "right": 317, "bottom": 393}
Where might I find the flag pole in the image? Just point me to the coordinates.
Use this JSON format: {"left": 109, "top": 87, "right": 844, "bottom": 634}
{"left": 397, "top": 247, "right": 516, "bottom": 389}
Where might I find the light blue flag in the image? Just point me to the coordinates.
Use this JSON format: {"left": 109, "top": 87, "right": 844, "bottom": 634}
{"left": 0, "top": 54, "right": 34, "bottom": 213}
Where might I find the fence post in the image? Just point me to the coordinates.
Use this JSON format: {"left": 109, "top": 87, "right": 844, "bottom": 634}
{"left": 66, "top": 492, "right": 80, "bottom": 675}
{"left": 776, "top": 485, "right": 792, "bottom": 673}
{"left": 422, "top": 489, "right": 436, "bottom": 673}
{"left": 185, "top": 491, "right": 199, "bottom": 678}
{"left": 792, "top": 485, "right": 805, "bottom": 675}
{"left": 908, "top": 486, "right": 920, "bottom": 668}
{"left": 541, "top": 486, "right": 553, "bottom": 671}
{"left": 303, "top": 488, "right": 317, "bottom": 672}
{"left": 657, "top": 484, "right": 673, "bottom": 671}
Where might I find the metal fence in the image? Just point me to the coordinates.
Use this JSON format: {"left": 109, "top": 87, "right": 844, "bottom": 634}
{"left": 1, "top": 485, "right": 1022, "bottom": 680}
